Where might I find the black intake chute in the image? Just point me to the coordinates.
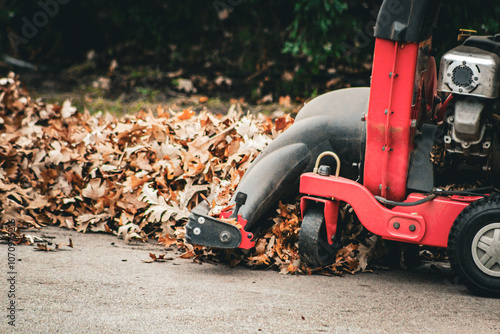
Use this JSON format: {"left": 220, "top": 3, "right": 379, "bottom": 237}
{"left": 188, "top": 87, "right": 369, "bottom": 243}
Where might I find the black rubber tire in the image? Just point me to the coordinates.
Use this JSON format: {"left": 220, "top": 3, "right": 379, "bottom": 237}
{"left": 299, "top": 204, "right": 339, "bottom": 268}
{"left": 448, "top": 196, "right": 500, "bottom": 297}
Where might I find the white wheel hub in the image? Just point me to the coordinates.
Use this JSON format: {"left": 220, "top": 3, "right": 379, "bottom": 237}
{"left": 471, "top": 222, "right": 500, "bottom": 277}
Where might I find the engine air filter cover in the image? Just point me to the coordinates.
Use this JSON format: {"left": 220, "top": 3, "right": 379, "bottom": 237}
{"left": 438, "top": 45, "right": 500, "bottom": 99}
{"left": 452, "top": 65, "right": 474, "bottom": 87}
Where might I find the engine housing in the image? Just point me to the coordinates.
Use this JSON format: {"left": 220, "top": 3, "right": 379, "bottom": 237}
{"left": 437, "top": 43, "right": 500, "bottom": 159}
{"left": 438, "top": 45, "right": 500, "bottom": 99}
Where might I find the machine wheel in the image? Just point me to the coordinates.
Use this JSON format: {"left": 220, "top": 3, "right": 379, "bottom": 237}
{"left": 299, "top": 204, "right": 340, "bottom": 268}
{"left": 448, "top": 196, "right": 500, "bottom": 297}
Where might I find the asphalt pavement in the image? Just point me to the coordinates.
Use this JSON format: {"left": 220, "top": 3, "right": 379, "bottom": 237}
{"left": 1, "top": 226, "right": 499, "bottom": 333}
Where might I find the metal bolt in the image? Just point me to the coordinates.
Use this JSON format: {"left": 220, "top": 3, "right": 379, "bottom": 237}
{"left": 247, "top": 233, "right": 253, "bottom": 239}
{"left": 193, "top": 227, "right": 201, "bottom": 235}
{"left": 318, "top": 165, "right": 331, "bottom": 176}
{"left": 220, "top": 231, "right": 231, "bottom": 243}
{"left": 198, "top": 217, "right": 205, "bottom": 224}
{"left": 409, "top": 224, "right": 416, "bottom": 232}
{"left": 318, "top": 165, "right": 330, "bottom": 176}
{"left": 393, "top": 222, "right": 400, "bottom": 229}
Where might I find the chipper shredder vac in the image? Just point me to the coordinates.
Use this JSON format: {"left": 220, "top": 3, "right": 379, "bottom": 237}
{"left": 186, "top": 0, "right": 500, "bottom": 296}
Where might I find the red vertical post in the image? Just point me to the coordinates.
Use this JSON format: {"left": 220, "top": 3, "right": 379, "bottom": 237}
{"left": 363, "top": 38, "right": 419, "bottom": 201}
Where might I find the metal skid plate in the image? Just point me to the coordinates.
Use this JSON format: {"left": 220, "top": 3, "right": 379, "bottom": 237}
{"left": 185, "top": 213, "right": 242, "bottom": 249}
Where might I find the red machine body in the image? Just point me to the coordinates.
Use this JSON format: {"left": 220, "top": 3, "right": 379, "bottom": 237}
{"left": 187, "top": 0, "right": 500, "bottom": 296}
{"left": 297, "top": 0, "right": 500, "bottom": 295}
{"left": 300, "top": 173, "right": 478, "bottom": 248}
{"left": 364, "top": 39, "right": 420, "bottom": 201}
{"left": 300, "top": 36, "right": 466, "bottom": 248}
{"left": 364, "top": 37, "right": 438, "bottom": 201}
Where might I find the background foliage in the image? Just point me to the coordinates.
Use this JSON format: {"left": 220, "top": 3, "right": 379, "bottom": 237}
{"left": 1, "top": 0, "right": 499, "bottom": 98}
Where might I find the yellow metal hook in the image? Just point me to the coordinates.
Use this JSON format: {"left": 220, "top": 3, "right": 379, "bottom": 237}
{"left": 313, "top": 151, "right": 341, "bottom": 178}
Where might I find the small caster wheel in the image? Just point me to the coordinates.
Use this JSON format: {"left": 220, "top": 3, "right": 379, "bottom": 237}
{"left": 299, "top": 203, "right": 342, "bottom": 268}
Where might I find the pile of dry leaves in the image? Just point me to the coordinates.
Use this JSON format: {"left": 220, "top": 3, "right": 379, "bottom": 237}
{"left": 0, "top": 72, "right": 382, "bottom": 274}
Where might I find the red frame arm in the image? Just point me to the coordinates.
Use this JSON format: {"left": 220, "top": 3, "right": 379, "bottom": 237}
{"left": 300, "top": 173, "right": 477, "bottom": 248}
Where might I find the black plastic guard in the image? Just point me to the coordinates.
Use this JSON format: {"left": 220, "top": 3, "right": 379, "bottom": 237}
{"left": 185, "top": 212, "right": 242, "bottom": 248}
{"left": 406, "top": 124, "right": 437, "bottom": 193}
{"left": 374, "top": 0, "right": 442, "bottom": 43}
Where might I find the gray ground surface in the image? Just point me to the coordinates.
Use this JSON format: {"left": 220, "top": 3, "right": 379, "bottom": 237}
{"left": 1, "top": 226, "right": 499, "bottom": 334}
